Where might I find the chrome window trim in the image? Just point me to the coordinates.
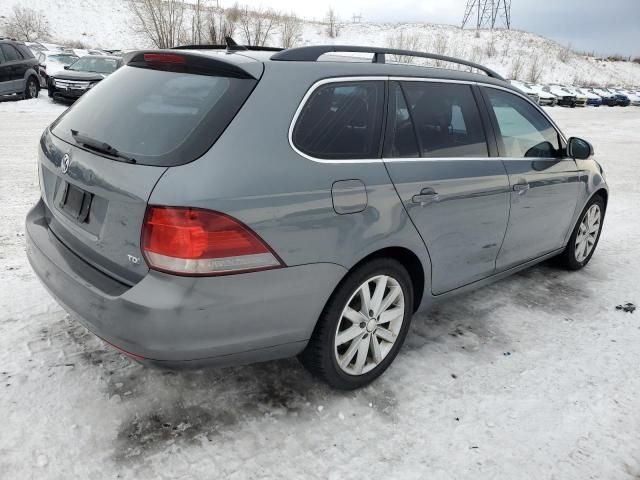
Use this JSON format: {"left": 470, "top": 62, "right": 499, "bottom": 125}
{"left": 288, "top": 76, "right": 568, "bottom": 164}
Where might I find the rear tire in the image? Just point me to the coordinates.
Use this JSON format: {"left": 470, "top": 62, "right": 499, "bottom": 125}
{"left": 24, "top": 76, "right": 39, "bottom": 99}
{"left": 299, "top": 258, "right": 414, "bottom": 390}
{"left": 558, "top": 195, "right": 605, "bottom": 270}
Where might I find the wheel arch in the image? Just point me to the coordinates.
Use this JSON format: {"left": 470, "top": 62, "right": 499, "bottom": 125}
{"left": 593, "top": 188, "right": 608, "bottom": 210}
{"left": 344, "top": 246, "right": 426, "bottom": 313}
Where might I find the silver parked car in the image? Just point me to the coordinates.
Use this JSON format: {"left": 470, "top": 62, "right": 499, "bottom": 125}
{"left": 26, "top": 43, "right": 608, "bottom": 389}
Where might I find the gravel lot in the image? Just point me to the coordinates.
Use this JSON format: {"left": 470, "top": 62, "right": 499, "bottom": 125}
{"left": 1, "top": 95, "right": 639, "bottom": 479}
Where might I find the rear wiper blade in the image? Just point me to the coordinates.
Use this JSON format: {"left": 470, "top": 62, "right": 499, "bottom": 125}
{"left": 70, "top": 130, "right": 136, "bottom": 163}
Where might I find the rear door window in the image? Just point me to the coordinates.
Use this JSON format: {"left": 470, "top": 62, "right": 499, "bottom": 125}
{"left": 399, "top": 81, "right": 489, "bottom": 158}
{"left": 484, "top": 87, "right": 561, "bottom": 158}
{"left": 1, "top": 45, "right": 22, "bottom": 62}
{"left": 292, "top": 81, "right": 385, "bottom": 159}
{"left": 51, "top": 65, "right": 257, "bottom": 166}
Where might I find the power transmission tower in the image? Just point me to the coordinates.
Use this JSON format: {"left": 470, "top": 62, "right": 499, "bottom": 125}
{"left": 461, "top": 0, "right": 511, "bottom": 29}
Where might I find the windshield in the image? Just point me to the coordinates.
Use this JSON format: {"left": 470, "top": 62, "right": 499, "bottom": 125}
{"left": 69, "top": 57, "right": 119, "bottom": 74}
{"left": 51, "top": 65, "right": 257, "bottom": 166}
{"left": 48, "top": 54, "right": 78, "bottom": 65}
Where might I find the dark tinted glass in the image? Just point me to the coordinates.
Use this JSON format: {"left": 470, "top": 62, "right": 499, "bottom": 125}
{"left": 1, "top": 45, "right": 22, "bottom": 62}
{"left": 401, "top": 82, "right": 488, "bottom": 158}
{"left": 51, "top": 66, "right": 257, "bottom": 166}
{"left": 386, "top": 82, "right": 420, "bottom": 158}
{"left": 292, "top": 81, "right": 384, "bottom": 159}
{"left": 485, "top": 88, "right": 560, "bottom": 158}
{"left": 0, "top": 47, "right": 6, "bottom": 64}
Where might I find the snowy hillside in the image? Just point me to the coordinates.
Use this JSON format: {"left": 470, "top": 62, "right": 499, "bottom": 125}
{"left": 2, "top": 0, "right": 640, "bottom": 86}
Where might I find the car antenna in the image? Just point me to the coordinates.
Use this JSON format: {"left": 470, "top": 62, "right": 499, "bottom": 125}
{"left": 225, "top": 36, "right": 247, "bottom": 52}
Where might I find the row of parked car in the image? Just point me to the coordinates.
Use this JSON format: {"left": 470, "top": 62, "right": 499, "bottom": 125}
{"left": 0, "top": 37, "right": 123, "bottom": 102}
{"left": 3, "top": 36, "right": 640, "bottom": 108}
{"left": 509, "top": 79, "right": 640, "bottom": 108}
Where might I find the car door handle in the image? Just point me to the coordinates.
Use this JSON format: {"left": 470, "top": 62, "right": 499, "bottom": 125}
{"left": 513, "top": 182, "right": 530, "bottom": 194}
{"left": 412, "top": 188, "right": 440, "bottom": 205}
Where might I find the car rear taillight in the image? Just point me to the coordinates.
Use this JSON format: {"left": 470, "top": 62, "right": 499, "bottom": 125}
{"left": 143, "top": 53, "right": 186, "bottom": 65}
{"left": 142, "top": 206, "right": 283, "bottom": 276}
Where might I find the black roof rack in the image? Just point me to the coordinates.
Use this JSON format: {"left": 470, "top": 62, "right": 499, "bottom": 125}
{"left": 271, "top": 45, "right": 504, "bottom": 80}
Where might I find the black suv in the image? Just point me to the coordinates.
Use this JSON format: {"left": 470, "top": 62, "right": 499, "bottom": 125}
{"left": 0, "top": 38, "right": 40, "bottom": 99}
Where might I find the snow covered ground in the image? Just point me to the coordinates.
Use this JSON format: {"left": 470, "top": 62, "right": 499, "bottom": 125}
{"left": 2, "top": 0, "right": 640, "bottom": 86}
{"left": 1, "top": 93, "right": 640, "bottom": 479}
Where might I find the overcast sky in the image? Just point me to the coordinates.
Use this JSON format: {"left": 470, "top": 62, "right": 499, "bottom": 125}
{"left": 222, "top": 0, "right": 639, "bottom": 56}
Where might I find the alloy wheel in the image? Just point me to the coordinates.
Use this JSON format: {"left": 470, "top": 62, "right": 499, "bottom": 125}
{"left": 28, "top": 79, "right": 37, "bottom": 98}
{"left": 334, "top": 275, "right": 405, "bottom": 375}
{"left": 575, "top": 204, "right": 601, "bottom": 262}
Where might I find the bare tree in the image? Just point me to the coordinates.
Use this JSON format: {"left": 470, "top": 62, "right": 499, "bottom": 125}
{"left": 484, "top": 33, "right": 497, "bottom": 58}
{"left": 128, "top": 0, "right": 186, "bottom": 49}
{"left": 238, "top": 5, "right": 277, "bottom": 46}
{"left": 558, "top": 42, "right": 572, "bottom": 63}
{"left": 189, "top": 0, "right": 207, "bottom": 44}
{"left": 325, "top": 7, "right": 340, "bottom": 38}
{"left": 280, "top": 12, "right": 302, "bottom": 48}
{"left": 510, "top": 53, "right": 524, "bottom": 79}
{"left": 432, "top": 33, "right": 448, "bottom": 66}
{"left": 208, "top": 4, "right": 240, "bottom": 44}
{"left": 386, "top": 30, "right": 422, "bottom": 63}
{"left": 527, "top": 54, "right": 543, "bottom": 83}
{"left": 2, "top": 6, "right": 50, "bottom": 42}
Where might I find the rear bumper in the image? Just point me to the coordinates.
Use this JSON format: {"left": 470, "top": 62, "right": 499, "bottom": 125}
{"left": 26, "top": 199, "right": 346, "bottom": 367}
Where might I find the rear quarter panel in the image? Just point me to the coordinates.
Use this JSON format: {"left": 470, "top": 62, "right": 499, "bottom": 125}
{"left": 149, "top": 63, "right": 433, "bottom": 308}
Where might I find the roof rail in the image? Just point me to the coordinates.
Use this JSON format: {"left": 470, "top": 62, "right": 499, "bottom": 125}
{"left": 271, "top": 45, "right": 504, "bottom": 80}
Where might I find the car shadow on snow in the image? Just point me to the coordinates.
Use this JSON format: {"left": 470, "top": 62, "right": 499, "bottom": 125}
{"left": 44, "top": 259, "right": 597, "bottom": 464}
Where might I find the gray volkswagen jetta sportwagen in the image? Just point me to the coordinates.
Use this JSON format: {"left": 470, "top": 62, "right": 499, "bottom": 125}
{"left": 26, "top": 43, "right": 608, "bottom": 389}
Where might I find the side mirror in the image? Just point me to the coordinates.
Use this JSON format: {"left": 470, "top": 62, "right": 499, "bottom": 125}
{"left": 64, "top": 65, "right": 69, "bottom": 70}
{"left": 567, "top": 137, "right": 593, "bottom": 160}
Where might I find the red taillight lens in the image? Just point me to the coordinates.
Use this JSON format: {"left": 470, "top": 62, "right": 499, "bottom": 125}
{"left": 142, "top": 206, "right": 283, "bottom": 276}
{"left": 143, "top": 53, "right": 186, "bottom": 64}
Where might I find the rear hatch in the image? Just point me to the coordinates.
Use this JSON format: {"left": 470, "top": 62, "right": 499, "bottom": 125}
{"left": 39, "top": 51, "right": 261, "bottom": 285}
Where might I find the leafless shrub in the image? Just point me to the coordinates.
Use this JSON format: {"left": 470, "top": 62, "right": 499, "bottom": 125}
{"left": 432, "top": 33, "right": 448, "bottom": 66}
{"left": 325, "top": 7, "right": 340, "bottom": 38}
{"left": 128, "top": 0, "right": 186, "bottom": 48}
{"left": 558, "top": 42, "right": 572, "bottom": 63}
{"left": 510, "top": 53, "right": 524, "bottom": 80}
{"left": 208, "top": 4, "right": 240, "bottom": 44}
{"left": 527, "top": 54, "right": 543, "bottom": 83}
{"left": 63, "top": 39, "right": 88, "bottom": 49}
{"left": 386, "top": 30, "right": 422, "bottom": 63}
{"left": 469, "top": 45, "right": 484, "bottom": 64}
{"left": 484, "top": 33, "right": 497, "bottom": 58}
{"left": 187, "top": 0, "right": 207, "bottom": 44}
{"left": 501, "top": 37, "right": 511, "bottom": 62}
{"left": 280, "top": 12, "right": 302, "bottom": 48}
{"left": 238, "top": 5, "right": 277, "bottom": 46}
{"left": 2, "top": 6, "right": 50, "bottom": 41}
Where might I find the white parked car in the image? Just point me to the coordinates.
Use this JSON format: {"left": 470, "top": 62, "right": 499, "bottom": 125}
{"left": 575, "top": 88, "right": 603, "bottom": 106}
{"left": 545, "top": 85, "right": 578, "bottom": 107}
{"left": 619, "top": 90, "right": 640, "bottom": 106}
{"left": 528, "top": 83, "right": 558, "bottom": 106}
{"left": 561, "top": 86, "right": 587, "bottom": 107}
{"left": 508, "top": 80, "right": 540, "bottom": 104}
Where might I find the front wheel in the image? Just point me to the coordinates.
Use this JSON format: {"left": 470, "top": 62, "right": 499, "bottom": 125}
{"left": 24, "top": 76, "right": 39, "bottom": 99}
{"left": 558, "top": 196, "right": 605, "bottom": 270}
{"left": 299, "top": 258, "right": 414, "bottom": 390}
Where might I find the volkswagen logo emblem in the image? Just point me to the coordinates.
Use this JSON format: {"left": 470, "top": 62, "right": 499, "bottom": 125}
{"left": 60, "top": 153, "right": 70, "bottom": 174}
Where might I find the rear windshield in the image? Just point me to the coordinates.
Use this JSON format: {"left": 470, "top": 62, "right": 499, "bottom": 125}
{"left": 51, "top": 65, "right": 257, "bottom": 166}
